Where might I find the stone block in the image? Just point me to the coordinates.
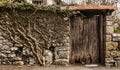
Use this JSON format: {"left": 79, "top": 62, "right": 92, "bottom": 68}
{"left": 22, "top": 48, "right": 31, "bottom": 55}
{"left": 0, "top": 32, "right": 2, "bottom": 36}
{"left": 10, "top": 47, "right": 18, "bottom": 51}
{"left": 114, "top": 57, "right": 120, "bottom": 67}
{"left": 2, "top": 58, "right": 9, "bottom": 61}
{"left": 112, "top": 33, "right": 120, "bottom": 41}
{"left": 106, "top": 51, "right": 111, "bottom": 58}
{"left": 1, "top": 45, "right": 10, "bottom": 50}
{"left": 14, "top": 44, "right": 23, "bottom": 47}
{"left": 29, "top": 58, "right": 36, "bottom": 65}
{"left": 55, "top": 51, "right": 69, "bottom": 59}
{"left": 0, "top": 53, "right": 7, "bottom": 58}
{"left": 0, "top": 40, "right": 3, "bottom": 44}
{"left": 1, "top": 51, "right": 11, "bottom": 54}
{"left": 2, "top": 33, "right": 9, "bottom": 38}
{"left": 51, "top": 43, "right": 57, "bottom": 47}
{"left": 1, "top": 62, "right": 7, "bottom": 65}
{"left": 43, "top": 50, "right": 53, "bottom": 66}
{"left": 64, "top": 43, "right": 70, "bottom": 47}
{"left": 113, "top": 23, "right": 119, "bottom": 28}
{"left": 105, "top": 58, "right": 115, "bottom": 63}
{"left": 116, "top": 61, "right": 120, "bottom": 67}
{"left": 3, "top": 40, "right": 8, "bottom": 43}
{"left": 105, "top": 62, "right": 115, "bottom": 67}
{"left": 54, "top": 59, "right": 69, "bottom": 66}
{"left": 63, "top": 17, "right": 69, "bottom": 21}
{"left": 106, "top": 42, "right": 118, "bottom": 51}
{"left": 0, "top": 36, "right": 4, "bottom": 40}
{"left": 111, "top": 51, "right": 120, "bottom": 57}
{"left": 13, "top": 61, "right": 24, "bottom": 65}
{"left": 0, "top": 44, "right": 2, "bottom": 46}
{"left": 62, "top": 37, "right": 70, "bottom": 43}
{"left": 5, "top": 42, "right": 13, "bottom": 47}
{"left": 106, "top": 26, "right": 113, "bottom": 34}
{"left": 106, "top": 35, "right": 112, "bottom": 42}
{"left": 106, "top": 16, "right": 113, "bottom": 21}
{"left": 8, "top": 54, "right": 16, "bottom": 58}
{"left": 106, "top": 21, "right": 113, "bottom": 26}
{"left": 12, "top": 57, "right": 22, "bottom": 61}
{"left": 66, "top": 26, "right": 70, "bottom": 31}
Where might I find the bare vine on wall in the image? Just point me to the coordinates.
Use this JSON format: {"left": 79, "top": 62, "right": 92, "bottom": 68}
{"left": 0, "top": 10, "right": 54, "bottom": 65}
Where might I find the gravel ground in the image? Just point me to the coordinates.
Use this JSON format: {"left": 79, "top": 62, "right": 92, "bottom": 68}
{"left": 0, "top": 65, "right": 119, "bottom": 70}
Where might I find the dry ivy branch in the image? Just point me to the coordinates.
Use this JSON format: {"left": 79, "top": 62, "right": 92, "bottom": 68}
{"left": 0, "top": 10, "right": 53, "bottom": 65}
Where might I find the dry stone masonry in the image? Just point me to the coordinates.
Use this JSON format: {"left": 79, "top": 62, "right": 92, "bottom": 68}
{"left": 0, "top": 10, "right": 70, "bottom": 66}
{"left": 105, "top": 16, "right": 120, "bottom": 67}
{"left": 0, "top": 9, "right": 119, "bottom": 67}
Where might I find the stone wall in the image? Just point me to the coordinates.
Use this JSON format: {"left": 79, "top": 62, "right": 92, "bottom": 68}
{"left": 0, "top": 10, "right": 70, "bottom": 66}
{"left": 105, "top": 16, "right": 120, "bottom": 67}
{"left": 0, "top": 31, "right": 24, "bottom": 65}
{"left": 0, "top": 9, "right": 119, "bottom": 67}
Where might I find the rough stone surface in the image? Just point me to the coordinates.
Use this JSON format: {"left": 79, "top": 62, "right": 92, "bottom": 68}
{"left": 54, "top": 45, "right": 70, "bottom": 65}
{"left": 62, "top": 37, "right": 70, "bottom": 43}
{"left": 63, "top": 43, "right": 71, "bottom": 47}
{"left": 8, "top": 54, "right": 16, "bottom": 58}
{"left": 44, "top": 50, "right": 53, "bottom": 66}
{"left": 114, "top": 58, "right": 120, "bottom": 66}
{"left": 0, "top": 10, "right": 71, "bottom": 66}
{"left": 5, "top": 42, "right": 13, "bottom": 47}
{"left": 105, "top": 16, "right": 120, "bottom": 67}
{"left": 105, "top": 58, "right": 115, "bottom": 63}
{"left": 106, "top": 26, "right": 113, "bottom": 34}
{"left": 12, "top": 57, "right": 22, "bottom": 61}
{"left": 14, "top": 44, "right": 23, "bottom": 47}
{"left": 22, "top": 48, "right": 30, "bottom": 56}
{"left": 10, "top": 47, "right": 18, "bottom": 51}
{"left": 106, "top": 21, "right": 113, "bottom": 26}
{"left": 1, "top": 45, "right": 9, "bottom": 50}
{"left": 54, "top": 59, "right": 69, "bottom": 66}
{"left": 0, "top": 53, "right": 7, "bottom": 58}
{"left": 13, "top": 61, "right": 24, "bottom": 65}
{"left": 0, "top": 36, "right": 4, "bottom": 40}
{"left": 106, "top": 51, "right": 111, "bottom": 58}
{"left": 106, "top": 42, "right": 118, "bottom": 51}
{"left": 111, "top": 51, "right": 120, "bottom": 57}
{"left": 106, "top": 16, "right": 113, "bottom": 21}
{"left": 112, "top": 33, "right": 120, "bottom": 41}
{"left": 29, "top": 58, "right": 36, "bottom": 65}
{"left": 1, "top": 51, "right": 11, "bottom": 54}
{"left": 55, "top": 51, "right": 69, "bottom": 59}
{"left": 106, "top": 35, "right": 112, "bottom": 42}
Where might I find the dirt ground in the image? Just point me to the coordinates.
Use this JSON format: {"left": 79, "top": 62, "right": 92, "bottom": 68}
{"left": 0, "top": 65, "right": 119, "bottom": 70}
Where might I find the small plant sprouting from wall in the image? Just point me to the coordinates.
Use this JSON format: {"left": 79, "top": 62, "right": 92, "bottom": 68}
{"left": 114, "top": 27, "right": 120, "bottom": 33}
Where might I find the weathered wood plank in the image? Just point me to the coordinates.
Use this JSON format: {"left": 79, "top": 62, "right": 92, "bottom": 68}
{"left": 70, "top": 15, "right": 101, "bottom": 64}
{"left": 88, "top": 16, "right": 99, "bottom": 64}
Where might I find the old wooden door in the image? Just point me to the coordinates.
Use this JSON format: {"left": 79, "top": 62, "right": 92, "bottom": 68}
{"left": 70, "top": 15, "right": 101, "bottom": 64}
